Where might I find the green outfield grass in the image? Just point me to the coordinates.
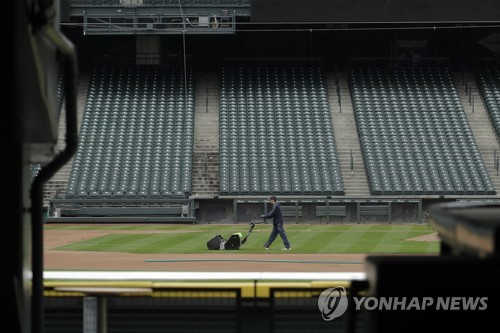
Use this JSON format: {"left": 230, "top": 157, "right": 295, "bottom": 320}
{"left": 47, "top": 224, "right": 439, "bottom": 254}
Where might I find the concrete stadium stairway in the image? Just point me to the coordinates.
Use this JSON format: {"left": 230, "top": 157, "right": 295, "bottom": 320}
{"left": 453, "top": 72, "right": 500, "bottom": 197}
{"left": 191, "top": 72, "right": 220, "bottom": 198}
{"left": 327, "top": 72, "right": 371, "bottom": 197}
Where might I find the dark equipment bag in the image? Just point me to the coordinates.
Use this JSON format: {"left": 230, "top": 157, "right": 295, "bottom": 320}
{"left": 206, "top": 234, "right": 226, "bottom": 250}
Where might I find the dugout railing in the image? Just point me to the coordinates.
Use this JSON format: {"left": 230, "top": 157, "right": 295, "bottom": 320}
{"left": 44, "top": 278, "right": 356, "bottom": 333}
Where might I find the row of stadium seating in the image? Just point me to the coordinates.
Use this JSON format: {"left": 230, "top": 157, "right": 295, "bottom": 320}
{"left": 63, "top": 62, "right": 498, "bottom": 199}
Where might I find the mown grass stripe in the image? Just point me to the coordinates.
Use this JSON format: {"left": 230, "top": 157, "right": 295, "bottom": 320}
{"left": 56, "top": 234, "right": 148, "bottom": 251}
{"left": 132, "top": 233, "right": 212, "bottom": 254}
{"left": 370, "top": 228, "right": 404, "bottom": 253}
{"left": 51, "top": 224, "right": 439, "bottom": 254}
{"left": 310, "top": 229, "right": 347, "bottom": 253}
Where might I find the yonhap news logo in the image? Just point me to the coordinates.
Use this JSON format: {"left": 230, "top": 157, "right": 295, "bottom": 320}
{"left": 317, "top": 287, "right": 488, "bottom": 321}
{"left": 317, "top": 287, "right": 349, "bottom": 321}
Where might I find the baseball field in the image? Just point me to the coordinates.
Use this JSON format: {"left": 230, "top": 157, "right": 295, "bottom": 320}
{"left": 44, "top": 223, "right": 439, "bottom": 272}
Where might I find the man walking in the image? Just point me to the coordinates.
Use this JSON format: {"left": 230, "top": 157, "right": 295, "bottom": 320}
{"left": 261, "top": 196, "right": 292, "bottom": 250}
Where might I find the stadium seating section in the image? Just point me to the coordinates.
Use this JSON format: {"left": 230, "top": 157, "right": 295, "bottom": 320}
{"left": 66, "top": 64, "right": 194, "bottom": 199}
{"left": 60, "top": 60, "right": 500, "bottom": 204}
{"left": 218, "top": 62, "right": 345, "bottom": 195}
{"left": 351, "top": 65, "right": 495, "bottom": 195}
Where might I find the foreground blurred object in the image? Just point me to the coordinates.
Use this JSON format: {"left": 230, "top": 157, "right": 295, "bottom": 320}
{"left": 12, "top": 1, "right": 78, "bottom": 333}
{"left": 428, "top": 201, "right": 500, "bottom": 257}
{"left": 348, "top": 201, "right": 500, "bottom": 333}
